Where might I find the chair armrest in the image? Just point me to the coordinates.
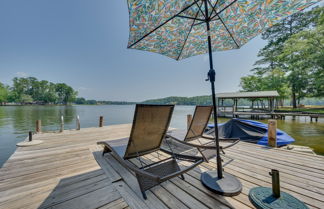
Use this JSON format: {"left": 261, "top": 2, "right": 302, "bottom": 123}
{"left": 167, "top": 136, "right": 217, "bottom": 149}
{"left": 220, "top": 138, "right": 240, "bottom": 149}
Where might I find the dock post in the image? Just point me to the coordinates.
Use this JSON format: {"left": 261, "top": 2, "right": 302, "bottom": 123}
{"left": 76, "top": 115, "right": 80, "bottom": 130}
{"left": 268, "top": 120, "right": 277, "bottom": 147}
{"left": 60, "top": 116, "right": 64, "bottom": 132}
{"left": 36, "top": 120, "right": 41, "bottom": 133}
{"left": 269, "top": 169, "right": 280, "bottom": 198}
{"left": 29, "top": 131, "right": 33, "bottom": 142}
{"left": 187, "top": 114, "right": 192, "bottom": 130}
{"left": 99, "top": 116, "right": 104, "bottom": 127}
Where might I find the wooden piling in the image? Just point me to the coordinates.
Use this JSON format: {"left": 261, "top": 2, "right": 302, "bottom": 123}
{"left": 99, "top": 116, "right": 104, "bottom": 127}
{"left": 268, "top": 119, "right": 277, "bottom": 147}
{"left": 36, "top": 120, "right": 41, "bottom": 133}
{"left": 60, "top": 116, "right": 64, "bottom": 132}
{"left": 29, "top": 131, "right": 32, "bottom": 142}
{"left": 187, "top": 114, "right": 192, "bottom": 130}
{"left": 76, "top": 115, "right": 80, "bottom": 130}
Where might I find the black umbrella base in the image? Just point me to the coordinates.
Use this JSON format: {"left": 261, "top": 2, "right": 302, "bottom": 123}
{"left": 201, "top": 171, "right": 242, "bottom": 196}
{"left": 249, "top": 187, "right": 308, "bottom": 209}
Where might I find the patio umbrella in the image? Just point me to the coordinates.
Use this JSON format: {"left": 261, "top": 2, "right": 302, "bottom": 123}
{"left": 126, "top": 0, "right": 319, "bottom": 196}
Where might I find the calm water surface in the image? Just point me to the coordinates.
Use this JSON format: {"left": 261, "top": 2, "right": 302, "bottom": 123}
{"left": 0, "top": 105, "right": 323, "bottom": 167}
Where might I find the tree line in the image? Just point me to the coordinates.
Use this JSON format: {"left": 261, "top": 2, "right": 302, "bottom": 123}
{"left": 0, "top": 77, "right": 77, "bottom": 105}
{"left": 240, "top": 6, "right": 323, "bottom": 108}
{"left": 142, "top": 96, "right": 212, "bottom": 105}
{"left": 75, "top": 97, "right": 135, "bottom": 105}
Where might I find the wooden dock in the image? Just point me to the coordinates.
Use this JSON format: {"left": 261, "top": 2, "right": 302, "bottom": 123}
{"left": 1, "top": 124, "right": 324, "bottom": 209}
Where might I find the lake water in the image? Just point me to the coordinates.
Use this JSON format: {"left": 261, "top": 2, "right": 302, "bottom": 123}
{"left": 0, "top": 105, "right": 323, "bottom": 167}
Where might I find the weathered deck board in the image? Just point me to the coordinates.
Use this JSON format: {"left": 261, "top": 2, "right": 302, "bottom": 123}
{"left": 0, "top": 124, "right": 323, "bottom": 209}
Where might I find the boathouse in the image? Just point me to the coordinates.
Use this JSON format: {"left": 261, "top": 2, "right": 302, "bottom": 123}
{"left": 216, "top": 91, "right": 280, "bottom": 117}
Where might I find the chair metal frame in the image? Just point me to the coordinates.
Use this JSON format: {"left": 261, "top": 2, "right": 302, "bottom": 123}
{"left": 166, "top": 105, "right": 240, "bottom": 162}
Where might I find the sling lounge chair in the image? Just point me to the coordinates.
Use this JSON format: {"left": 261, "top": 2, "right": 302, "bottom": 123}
{"left": 166, "top": 106, "right": 240, "bottom": 162}
{"left": 97, "top": 104, "right": 203, "bottom": 199}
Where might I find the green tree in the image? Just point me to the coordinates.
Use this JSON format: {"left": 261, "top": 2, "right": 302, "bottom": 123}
{"left": 240, "top": 69, "right": 290, "bottom": 106}
{"left": 243, "top": 7, "right": 322, "bottom": 108}
{"left": 31, "top": 80, "right": 58, "bottom": 103}
{"left": 0, "top": 82, "right": 9, "bottom": 104}
{"left": 281, "top": 7, "right": 324, "bottom": 98}
{"left": 9, "top": 77, "right": 77, "bottom": 104}
{"left": 20, "top": 94, "right": 33, "bottom": 103}
{"left": 11, "top": 77, "right": 28, "bottom": 102}
{"left": 75, "top": 97, "right": 86, "bottom": 104}
{"left": 240, "top": 75, "right": 264, "bottom": 92}
{"left": 44, "top": 82, "right": 58, "bottom": 104}
{"left": 255, "top": 8, "right": 318, "bottom": 71}
{"left": 11, "top": 77, "right": 37, "bottom": 103}
{"left": 55, "top": 83, "right": 77, "bottom": 105}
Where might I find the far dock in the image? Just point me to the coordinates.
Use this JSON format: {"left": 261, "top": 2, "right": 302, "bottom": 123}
{"left": 216, "top": 91, "right": 323, "bottom": 121}
{"left": 0, "top": 124, "right": 324, "bottom": 209}
{"left": 230, "top": 111, "right": 322, "bottom": 121}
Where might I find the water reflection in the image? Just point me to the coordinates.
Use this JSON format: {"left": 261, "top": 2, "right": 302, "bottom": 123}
{"left": 10, "top": 106, "right": 77, "bottom": 134}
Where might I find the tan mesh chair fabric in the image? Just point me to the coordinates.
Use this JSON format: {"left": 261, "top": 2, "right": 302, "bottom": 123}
{"left": 185, "top": 106, "right": 213, "bottom": 140}
{"left": 124, "top": 104, "right": 174, "bottom": 159}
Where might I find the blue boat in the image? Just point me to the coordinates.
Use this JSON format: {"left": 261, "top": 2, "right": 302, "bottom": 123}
{"left": 207, "top": 119, "right": 295, "bottom": 146}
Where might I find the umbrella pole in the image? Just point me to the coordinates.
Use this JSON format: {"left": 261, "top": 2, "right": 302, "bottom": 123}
{"left": 206, "top": 40, "right": 223, "bottom": 179}
{"left": 200, "top": 0, "right": 242, "bottom": 196}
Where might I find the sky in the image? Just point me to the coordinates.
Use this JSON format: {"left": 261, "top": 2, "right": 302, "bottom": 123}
{"left": 0, "top": 0, "right": 268, "bottom": 102}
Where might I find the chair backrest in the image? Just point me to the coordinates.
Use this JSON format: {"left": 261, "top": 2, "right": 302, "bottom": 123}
{"left": 123, "top": 104, "right": 174, "bottom": 159}
{"left": 185, "top": 106, "right": 213, "bottom": 140}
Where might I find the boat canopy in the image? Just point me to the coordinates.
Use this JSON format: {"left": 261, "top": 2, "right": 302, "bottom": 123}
{"left": 208, "top": 119, "right": 295, "bottom": 146}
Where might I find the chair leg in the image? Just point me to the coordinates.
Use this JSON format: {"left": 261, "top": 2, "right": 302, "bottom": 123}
{"left": 142, "top": 191, "right": 147, "bottom": 200}
{"left": 180, "top": 174, "right": 185, "bottom": 180}
{"left": 102, "top": 146, "right": 110, "bottom": 156}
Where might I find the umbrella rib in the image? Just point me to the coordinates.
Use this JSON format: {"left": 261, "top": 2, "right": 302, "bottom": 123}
{"left": 177, "top": 1, "right": 204, "bottom": 60}
{"left": 217, "top": 15, "right": 240, "bottom": 48}
{"left": 128, "top": 0, "right": 199, "bottom": 49}
{"left": 177, "top": 15, "right": 205, "bottom": 22}
{"left": 208, "top": 0, "right": 219, "bottom": 19}
{"left": 210, "top": 0, "right": 238, "bottom": 20}
{"left": 194, "top": 1, "right": 206, "bottom": 19}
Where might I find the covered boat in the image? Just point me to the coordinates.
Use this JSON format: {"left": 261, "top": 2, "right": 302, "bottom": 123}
{"left": 208, "top": 119, "right": 295, "bottom": 146}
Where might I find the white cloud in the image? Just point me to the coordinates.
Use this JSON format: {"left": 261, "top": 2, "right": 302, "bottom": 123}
{"left": 15, "top": 72, "right": 28, "bottom": 77}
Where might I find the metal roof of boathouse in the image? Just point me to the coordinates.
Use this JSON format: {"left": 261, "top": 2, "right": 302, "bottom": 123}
{"left": 216, "top": 91, "right": 279, "bottom": 99}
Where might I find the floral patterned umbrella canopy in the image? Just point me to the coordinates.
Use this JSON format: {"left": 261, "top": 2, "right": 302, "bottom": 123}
{"left": 127, "top": 0, "right": 319, "bottom": 60}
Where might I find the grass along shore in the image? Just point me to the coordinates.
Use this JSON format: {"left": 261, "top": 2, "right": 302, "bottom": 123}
{"left": 277, "top": 106, "right": 324, "bottom": 114}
